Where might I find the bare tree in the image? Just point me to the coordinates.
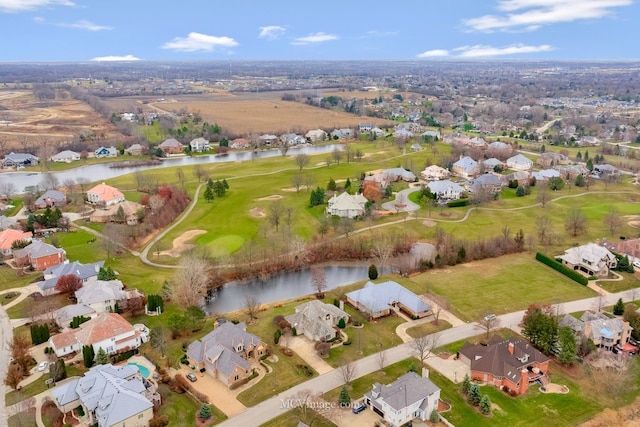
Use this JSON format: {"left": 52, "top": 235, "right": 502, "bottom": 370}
{"left": 63, "top": 178, "right": 76, "bottom": 203}
{"left": 40, "top": 173, "right": 60, "bottom": 191}
{"left": 170, "top": 253, "right": 211, "bottom": 308}
{"left": 412, "top": 334, "right": 440, "bottom": 368}
{"left": 536, "top": 215, "right": 555, "bottom": 249}
{"left": 303, "top": 174, "right": 315, "bottom": 192}
{"left": 175, "top": 168, "right": 186, "bottom": 190}
{"left": 337, "top": 361, "right": 358, "bottom": 385}
{"left": 565, "top": 208, "right": 588, "bottom": 237}
{"left": 478, "top": 313, "right": 500, "bottom": 340}
{"left": 593, "top": 293, "right": 606, "bottom": 313}
{"left": 604, "top": 207, "right": 623, "bottom": 236}
{"left": 193, "top": 164, "right": 206, "bottom": 182}
{"left": 0, "top": 135, "right": 7, "bottom": 154}
{"left": 150, "top": 326, "right": 168, "bottom": 358}
{"left": 294, "top": 154, "right": 309, "bottom": 172}
{"left": 244, "top": 294, "right": 261, "bottom": 321}
{"left": 536, "top": 185, "right": 551, "bottom": 207}
{"left": 0, "top": 181, "right": 17, "bottom": 200}
{"left": 372, "top": 233, "right": 396, "bottom": 272}
{"left": 311, "top": 266, "right": 327, "bottom": 298}
{"left": 268, "top": 199, "right": 284, "bottom": 232}
{"left": 291, "top": 173, "right": 304, "bottom": 192}
{"left": 76, "top": 176, "right": 89, "bottom": 197}
{"left": 278, "top": 139, "right": 290, "bottom": 156}
{"left": 376, "top": 350, "right": 387, "bottom": 371}
{"left": 332, "top": 146, "right": 342, "bottom": 165}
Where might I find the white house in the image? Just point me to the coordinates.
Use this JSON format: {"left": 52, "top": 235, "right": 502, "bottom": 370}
{"left": 420, "top": 165, "right": 450, "bottom": 181}
{"left": 364, "top": 372, "right": 441, "bottom": 426}
{"left": 75, "top": 279, "right": 127, "bottom": 314}
{"left": 189, "top": 137, "right": 210, "bottom": 152}
{"left": 452, "top": 156, "right": 480, "bottom": 179}
{"left": 558, "top": 243, "right": 617, "bottom": 278}
{"left": 49, "top": 312, "right": 144, "bottom": 358}
{"left": 426, "top": 180, "right": 465, "bottom": 201}
{"left": 326, "top": 192, "right": 368, "bottom": 218}
{"left": 305, "top": 129, "right": 327, "bottom": 142}
{"left": 51, "top": 150, "right": 80, "bottom": 163}
{"left": 285, "top": 300, "right": 349, "bottom": 342}
{"left": 94, "top": 146, "right": 118, "bottom": 158}
{"left": 506, "top": 154, "right": 533, "bottom": 171}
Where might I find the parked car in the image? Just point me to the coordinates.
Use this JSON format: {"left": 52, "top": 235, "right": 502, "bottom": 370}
{"left": 483, "top": 314, "right": 497, "bottom": 322}
{"left": 633, "top": 261, "right": 640, "bottom": 269}
{"left": 352, "top": 402, "right": 366, "bottom": 414}
{"left": 186, "top": 373, "right": 197, "bottom": 382}
{"left": 37, "top": 361, "right": 48, "bottom": 372}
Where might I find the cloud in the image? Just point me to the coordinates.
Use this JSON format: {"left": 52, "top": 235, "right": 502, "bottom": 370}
{"left": 417, "top": 49, "right": 450, "bottom": 58}
{"left": 33, "top": 16, "right": 44, "bottom": 23}
{"left": 258, "top": 25, "right": 286, "bottom": 39}
{"left": 59, "top": 20, "right": 112, "bottom": 31}
{"left": 454, "top": 43, "right": 553, "bottom": 57}
{"left": 464, "top": 0, "right": 632, "bottom": 32}
{"left": 291, "top": 32, "right": 338, "bottom": 45}
{"left": 91, "top": 55, "right": 140, "bottom": 62}
{"left": 162, "top": 32, "right": 238, "bottom": 52}
{"left": 0, "top": 0, "right": 73, "bottom": 12}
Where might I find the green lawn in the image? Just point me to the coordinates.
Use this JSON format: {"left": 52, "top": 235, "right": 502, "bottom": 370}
{"left": 236, "top": 350, "right": 318, "bottom": 407}
{"left": 400, "top": 253, "right": 596, "bottom": 321}
{"left": 406, "top": 320, "right": 452, "bottom": 339}
{"left": 0, "top": 266, "right": 41, "bottom": 292}
{"left": 5, "top": 364, "right": 85, "bottom": 406}
{"left": 596, "top": 271, "right": 640, "bottom": 293}
{"left": 157, "top": 383, "right": 228, "bottom": 425}
{"left": 260, "top": 410, "right": 337, "bottom": 427}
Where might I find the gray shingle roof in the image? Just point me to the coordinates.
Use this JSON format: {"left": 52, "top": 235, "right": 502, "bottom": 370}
{"left": 365, "top": 372, "right": 439, "bottom": 412}
{"left": 346, "top": 281, "right": 429, "bottom": 314}
{"left": 39, "top": 260, "right": 104, "bottom": 291}
{"left": 14, "top": 240, "right": 65, "bottom": 259}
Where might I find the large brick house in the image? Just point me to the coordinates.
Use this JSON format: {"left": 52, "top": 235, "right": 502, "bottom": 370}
{"left": 86, "top": 183, "right": 125, "bottom": 207}
{"left": 13, "top": 240, "right": 66, "bottom": 270}
{"left": 187, "top": 322, "right": 268, "bottom": 388}
{"left": 459, "top": 336, "right": 549, "bottom": 395}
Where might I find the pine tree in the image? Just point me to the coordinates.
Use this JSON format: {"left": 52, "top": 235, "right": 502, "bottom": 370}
{"left": 327, "top": 178, "right": 337, "bottom": 191}
{"left": 368, "top": 264, "right": 378, "bottom": 280}
{"left": 203, "top": 185, "right": 214, "bottom": 203}
{"left": 558, "top": 326, "right": 577, "bottom": 366}
{"left": 461, "top": 373, "right": 471, "bottom": 395}
{"left": 480, "top": 395, "right": 492, "bottom": 415}
{"left": 468, "top": 383, "right": 481, "bottom": 406}
{"left": 199, "top": 404, "right": 212, "bottom": 420}
{"left": 82, "top": 345, "right": 95, "bottom": 368}
{"left": 338, "top": 384, "right": 351, "bottom": 407}
{"left": 613, "top": 298, "right": 625, "bottom": 315}
{"left": 96, "top": 347, "right": 109, "bottom": 365}
{"left": 337, "top": 318, "right": 346, "bottom": 329}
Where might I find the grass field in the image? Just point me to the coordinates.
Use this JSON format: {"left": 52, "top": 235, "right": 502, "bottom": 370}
{"left": 406, "top": 320, "right": 452, "bottom": 338}
{"left": 398, "top": 253, "right": 596, "bottom": 321}
{"left": 5, "top": 365, "right": 85, "bottom": 406}
{"left": 260, "top": 409, "right": 337, "bottom": 427}
{"left": 0, "top": 266, "right": 40, "bottom": 292}
{"left": 156, "top": 383, "right": 227, "bottom": 425}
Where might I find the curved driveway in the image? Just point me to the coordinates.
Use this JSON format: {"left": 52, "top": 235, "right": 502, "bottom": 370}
{"left": 381, "top": 186, "right": 421, "bottom": 212}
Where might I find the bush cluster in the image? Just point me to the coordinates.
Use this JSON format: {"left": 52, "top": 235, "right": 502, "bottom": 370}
{"left": 535, "top": 252, "right": 588, "bottom": 285}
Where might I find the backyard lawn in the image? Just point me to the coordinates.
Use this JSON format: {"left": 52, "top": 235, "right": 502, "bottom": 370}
{"left": 402, "top": 253, "right": 596, "bottom": 321}
{"left": 0, "top": 266, "right": 41, "bottom": 292}
{"left": 157, "top": 383, "right": 227, "bottom": 425}
{"left": 406, "top": 320, "right": 452, "bottom": 339}
{"left": 260, "top": 410, "right": 336, "bottom": 427}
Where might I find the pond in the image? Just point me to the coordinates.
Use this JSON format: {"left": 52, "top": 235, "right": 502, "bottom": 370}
{"left": 0, "top": 144, "right": 343, "bottom": 193}
{"left": 204, "top": 264, "right": 375, "bottom": 315}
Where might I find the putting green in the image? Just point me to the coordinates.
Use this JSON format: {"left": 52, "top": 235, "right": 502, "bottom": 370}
{"left": 202, "top": 234, "right": 245, "bottom": 257}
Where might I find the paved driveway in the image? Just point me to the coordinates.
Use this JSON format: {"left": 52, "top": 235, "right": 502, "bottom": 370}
{"left": 288, "top": 336, "right": 334, "bottom": 375}
{"left": 176, "top": 366, "right": 246, "bottom": 417}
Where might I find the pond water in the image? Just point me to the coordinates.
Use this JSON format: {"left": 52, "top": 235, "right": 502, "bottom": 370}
{"left": 0, "top": 144, "right": 343, "bottom": 193}
{"left": 204, "top": 264, "right": 375, "bottom": 315}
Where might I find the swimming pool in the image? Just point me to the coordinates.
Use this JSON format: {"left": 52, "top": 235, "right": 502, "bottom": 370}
{"left": 127, "top": 362, "right": 151, "bottom": 378}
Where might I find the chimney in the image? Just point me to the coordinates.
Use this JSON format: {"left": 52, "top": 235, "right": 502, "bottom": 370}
{"left": 508, "top": 342, "right": 515, "bottom": 355}
{"left": 422, "top": 367, "right": 429, "bottom": 378}
{"left": 519, "top": 368, "right": 529, "bottom": 395}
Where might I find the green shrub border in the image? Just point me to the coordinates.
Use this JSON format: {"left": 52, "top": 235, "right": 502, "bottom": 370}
{"left": 535, "top": 252, "right": 588, "bottom": 285}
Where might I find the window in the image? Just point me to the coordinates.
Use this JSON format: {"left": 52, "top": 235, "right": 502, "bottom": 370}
{"left": 234, "top": 375, "right": 239, "bottom": 381}
{"left": 138, "top": 414, "right": 143, "bottom": 419}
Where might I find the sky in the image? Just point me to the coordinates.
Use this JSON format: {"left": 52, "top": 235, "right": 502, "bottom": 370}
{"left": 0, "top": 0, "right": 637, "bottom": 62}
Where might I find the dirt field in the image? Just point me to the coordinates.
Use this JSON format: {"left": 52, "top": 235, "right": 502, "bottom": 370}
{"left": 580, "top": 396, "right": 640, "bottom": 426}
{"left": 0, "top": 89, "right": 116, "bottom": 149}
{"left": 146, "top": 95, "right": 394, "bottom": 135}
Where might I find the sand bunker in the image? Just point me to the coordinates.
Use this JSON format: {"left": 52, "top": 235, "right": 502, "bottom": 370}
{"left": 157, "top": 229, "right": 206, "bottom": 258}
{"left": 254, "top": 194, "right": 283, "bottom": 201}
{"left": 250, "top": 207, "right": 266, "bottom": 218}
{"left": 422, "top": 220, "right": 437, "bottom": 227}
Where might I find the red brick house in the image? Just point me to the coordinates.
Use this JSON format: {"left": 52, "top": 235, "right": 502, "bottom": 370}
{"left": 13, "top": 240, "right": 66, "bottom": 271}
{"left": 158, "top": 138, "right": 184, "bottom": 155}
{"left": 459, "top": 336, "right": 549, "bottom": 395}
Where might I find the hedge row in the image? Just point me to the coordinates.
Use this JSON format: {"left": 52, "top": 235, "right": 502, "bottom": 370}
{"left": 447, "top": 199, "right": 470, "bottom": 208}
{"left": 535, "top": 252, "right": 588, "bottom": 285}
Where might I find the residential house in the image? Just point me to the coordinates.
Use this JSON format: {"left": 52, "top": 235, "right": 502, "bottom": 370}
{"left": 554, "top": 164, "right": 589, "bottom": 179}
{"left": 326, "top": 192, "right": 368, "bottom": 218}
{"left": 421, "top": 165, "right": 450, "bottom": 181}
{"left": 384, "top": 168, "right": 416, "bottom": 182}
{"left": 410, "top": 143, "right": 423, "bottom": 152}
{"left": 34, "top": 189, "right": 67, "bottom": 209}
{"left": 285, "top": 300, "right": 349, "bottom": 342}
{"left": 506, "top": 154, "right": 533, "bottom": 171}
{"left": 280, "top": 133, "right": 306, "bottom": 146}
{"left": 229, "top": 138, "right": 249, "bottom": 149}
{"left": 0, "top": 228, "right": 32, "bottom": 256}
{"left": 49, "top": 312, "right": 144, "bottom": 357}
{"left": 94, "top": 146, "right": 118, "bottom": 158}
{"left": 51, "top": 363, "right": 157, "bottom": 427}
{"left": 346, "top": 281, "right": 430, "bottom": 319}
{"left": 364, "top": 372, "right": 440, "bottom": 426}
{"left": 452, "top": 156, "right": 480, "bottom": 179}
{"left": 13, "top": 240, "right": 66, "bottom": 270}
{"left": 89, "top": 200, "right": 143, "bottom": 225}
{"left": 87, "top": 183, "right": 125, "bottom": 207}
{"left": 305, "top": 129, "right": 327, "bottom": 142}
{"left": 600, "top": 238, "right": 640, "bottom": 265}
{"left": 189, "top": 137, "right": 210, "bottom": 153}
{"left": 125, "top": 143, "right": 145, "bottom": 156}
{"left": 426, "top": 180, "right": 465, "bottom": 202}
{"left": 468, "top": 136, "right": 487, "bottom": 149}
{"left": 537, "top": 152, "right": 568, "bottom": 168}
{"left": 443, "top": 132, "right": 470, "bottom": 145}
{"left": 558, "top": 242, "right": 617, "bottom": 278}
{"left": 421, "top": 130, "right": 441, "bottom": 140}
{"left": 594, "top": 164, "right": 620, "bottom": 179}
{"left": 50, "top": 150, "right": 80, "bottom": 163}
{"left": 531, "top": 169, "right": 561, "bottom": 182}
{"left": 186, "top": 322, "right": 268, "bottom": 388}
{"left": 359, "top": 122, "right": 373, "bottom": 133}
{"left": 487, "top": 141, "right": 512, "bottom": 152}
{"left": 560, "top": 312, "right": 633, "bottom": 351}
{"left": 483, "top": 158, "right": 505, "bottom": 171}
{"left": 2, "top": 152, "right": 39, "bottom": 168}
{"left": 39, "top": 260, "right": 104, "bottom": 294}
{"left": 393, "top": 128, "right": 414, "bottom": 140}
{"left": 501, "top": 171, "right": 530, "bottom": 186}
{"left": 459, "top": 336, "right": 550, "bottom": 395}
{"left": 158, "top": 138, "right": 184, "bottom": 155}
{"left": 470, "top": 173, "right": 502, "bottom": 194}
{"left": 578, "top": 136, "right": 600, "bottom": 146}
{"left": 54, "top": 304, "right": 99, "bottom": 328}
{"left": 370, "top": 127, "right": 385, "bottom": 138}
{"left": 0, "top": 215, "right": 17, "bottom": 230}
{"left": 330, "top": 128, "right": 354, "bottom": 140}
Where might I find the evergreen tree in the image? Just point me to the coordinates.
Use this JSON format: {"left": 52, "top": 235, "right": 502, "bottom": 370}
{"left": 467, "top": 383, "right": 481, "bottom": 406}
{"left": 344, "top": 178, "right": 352, "bottom": 193}
{"left": 96, "top": 347, "right": 109, "bottom": 365}
{"left": 613, "top": 298, "right": 625, "bottom": 315}
{"left": 327, "top": 177, "right": 337, "bottom": 191}
{"left": 461, "top": 373, "right": 471, "bottom": 395}
{"left": 82, "top": 345, "right": 95, "bottom": 368}
{"left": 516, "top": 185, "right": 526, "bottom": 197}
{"left": 203, "top": 185, "right": 214, "bottom": 203}
{"left": 338, "top": 384, "right": 351, "bottom": 407}
{"left": 558, "top": 326, "right": 577, "bottom": 366}
{"left": 337, "top": 318, "right": 346, "bottom": 329}
{"left": 479, "top": 395, "right": 492, "bottom": 415}
{"left": 368, "top": 264, "right": 378, "bottom": 280}
{"left": 222, "top": 178, "right": 229, "bottom": 190}
{"left": 199, "top": 404, "right": 212, "bottom": 420}
{"left": 586, "top": 158, "right": 594, "bottom": 171}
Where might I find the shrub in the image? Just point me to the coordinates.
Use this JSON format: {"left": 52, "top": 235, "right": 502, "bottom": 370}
{"left": 343, "top": 339, "right": 351, "bottom": 346}
{"left": 149, "top": 415, "right": 169, "bottom": 427}
{"left": 337, "top": 318, "right": 346, "bottom": 329}
{"left": 535, "top": 252, "right": 588, "bottom": 285}
{"left": 199, "top": 404, "right": 212, "bottom": 420}
{"left": 274, "top": 329, "right": 281, "bottom": 345}
{"left": 430, "top": 410, "right": 440, "bottom": 423}
{"left": 447, "top": 199, "right": 470, "bottom": 208}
